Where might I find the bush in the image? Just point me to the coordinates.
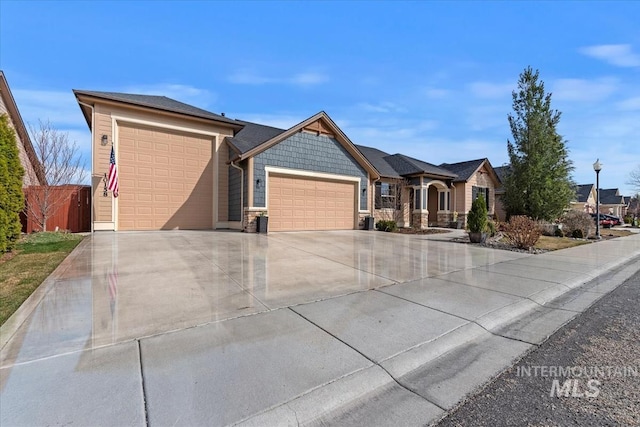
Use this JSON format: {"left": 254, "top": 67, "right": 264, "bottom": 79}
{"left": 487, "top": 220, "right": 497, "bottom": 237}
{"left": 554, "top": 228, "right": 564, "bottom": 237}
{"left": 467, "top": 194, "right": 488, "bottom": 233}
{"left": 538, "top": 221, "right": 563, "bottom": 237}
{"left": 0, "top": 114, "right": 25, "bottom": 253}
{"left": 572, "top": 229, "right": 584, "bottom": 239}
{"left": 503, "top": 215, "right": 541, "bottom": 249}
{"left": 624, "top": 215, "right": 633, "bottom": 225}
{"left": 561, "top": 210, "right": 594, "bottom": 239}
{"left": 375, "top": 220, "right": 397, "bottom": 232}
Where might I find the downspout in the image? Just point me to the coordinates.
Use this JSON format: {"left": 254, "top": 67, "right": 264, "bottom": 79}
{"left": 230, "top": 160, "right": 244, "bottom": 230}
{"left": 77, "top": 100, "right": 95, "bottom": 233}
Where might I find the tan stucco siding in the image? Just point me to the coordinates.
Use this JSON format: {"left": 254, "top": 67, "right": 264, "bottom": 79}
{"left": 90, "top": 102, "right": 234, "bottom": 228}
{"left": 0, "top": 96, "right": 41, "bottom": 187}
{"left": 463, "top": 165, "right": 497, "bottom": 214}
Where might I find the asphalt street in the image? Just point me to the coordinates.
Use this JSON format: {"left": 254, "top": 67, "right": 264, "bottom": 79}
{"left": 436, "top": 266, "right": 640, "bottom": 427}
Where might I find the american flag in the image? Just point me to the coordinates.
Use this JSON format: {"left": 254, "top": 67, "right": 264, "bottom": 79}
{"left": 108, "top": 146, "right": 119, "bottom": 197}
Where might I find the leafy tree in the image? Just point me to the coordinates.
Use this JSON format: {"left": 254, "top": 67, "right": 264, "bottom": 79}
{"left": 503, "top": 67, "right": 575, "bottom": 221}
{"left": 0, "top": 114, "right": 25, "bottom": 252}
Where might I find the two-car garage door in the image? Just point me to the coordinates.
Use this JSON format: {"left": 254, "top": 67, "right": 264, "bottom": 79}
{"left": 268, "top": 174, "right": 356, "bottom": 231}
{"left": 117, "top": 123, "right": 213, "bottom": 231}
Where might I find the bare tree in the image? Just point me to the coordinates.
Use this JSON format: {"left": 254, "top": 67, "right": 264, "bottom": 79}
{"left": 25, "top": 120, "right": 86, "bottom": 231}
{"left": 374, "top": 179, "right": 410, "bottom": 226}
{"left": 627, "top": 164, "right": 640, "bottom": 194}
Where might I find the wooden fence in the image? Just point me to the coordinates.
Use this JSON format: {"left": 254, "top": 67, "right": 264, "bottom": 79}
{"left": 22, "top": 185, "right": 91, "bottom": 233}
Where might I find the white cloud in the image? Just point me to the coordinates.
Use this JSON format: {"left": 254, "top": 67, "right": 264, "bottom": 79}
{"left": 616, "top": 96, "right": 640, "bottom": 111}
{"left": 552, "top": 78, "right": 618, "bottom": 102}
{"left": 228, "top": 70, "right": 329, "bottom": 86}
{"left": 358, "top": 102, "right": 406, "bottom": 113}
{"left": 468, "top": 81, "right": 514, "bottom": 99}
{"left": 579, "top": 44, "right": 640, "bottom": 67}
{"left": 423, "top": 87, "right": 451, "bottom": 99}
{"left": 12, "top": 89, "right": 82, "bottom": 127}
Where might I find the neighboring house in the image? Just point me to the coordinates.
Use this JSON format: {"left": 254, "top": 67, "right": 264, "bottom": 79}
{"left": 0, "top": 71, "right": 45, "bottom": 187}
{"left": 598, "top": 188, "right": 627, "bottom": 217}
{"left": 570, "top": 184, "right": 596, "bottom": 213}
{"left": 355, "top": 145, "right": 458, "bottom": 228}
{"left": 439, "top": 158, "right": 501, "bottom": 226}
{"left": 74, "top": 90, "right": 379, "bottom": 232}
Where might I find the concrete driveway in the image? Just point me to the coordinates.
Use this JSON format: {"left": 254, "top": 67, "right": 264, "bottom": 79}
{"left": 2, "top": 230, "right": 639, "bottom": 426}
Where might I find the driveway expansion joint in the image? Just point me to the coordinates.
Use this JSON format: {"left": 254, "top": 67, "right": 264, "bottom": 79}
{"left": 286, "top": 307, "right": 447, "bottom": 412}
{"left": 137, "top": 340, "right": 150, "bottom": 427}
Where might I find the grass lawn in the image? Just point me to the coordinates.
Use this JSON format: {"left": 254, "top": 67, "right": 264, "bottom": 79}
{"left": 534, "top": 235, "right": 592, "bottom": 251}
{"left": 0, "top": 232, "right": 84, "bottom": 326}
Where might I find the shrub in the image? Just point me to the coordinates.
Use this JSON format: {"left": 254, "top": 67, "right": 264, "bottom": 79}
{"left": 0, "top": 114, "right": 25, "bottom": 253}
{"left": 624, "top": 215, "right": 633, "bottom": 225}
{"left": 572, "top": 229, "right": 584, "bottom": 239}
{"left": 554, "top": 228, "right": 564, "bottom": 237}
{"left": 538, "top": 221, "right": 563, "bottom": 237}
{"left": 561, "top": 210, "right": 594, "bottom": 239}
{"left": 375, "top": 220, "right": 397, "bottom": 232}
{"left": 487, "top": 220, "right": 497, "bottom": 237}
{"left": 503, "top": 215, "right": 541, "bottom": 249}
{"left": 467, "top": 194, "right": 488, "bottom": 233}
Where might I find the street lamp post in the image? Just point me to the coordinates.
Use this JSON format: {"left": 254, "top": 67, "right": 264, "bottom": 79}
{"left": 593, "top": 159, "right": 602, "bottom": 239}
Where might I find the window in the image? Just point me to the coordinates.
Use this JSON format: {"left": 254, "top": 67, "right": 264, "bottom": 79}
{"left": 375, "top": 182, "right": 398, "bottom": 209}
{"left": 472, "top": 186, "right": 490, "bottom": 211}
{"left": 438, "top": 190, "right": 450, "bottom": 211}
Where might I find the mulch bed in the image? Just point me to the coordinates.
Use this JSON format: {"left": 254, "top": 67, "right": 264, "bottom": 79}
{"left": 394, "top": 228, "right": 453, "bottom": 235}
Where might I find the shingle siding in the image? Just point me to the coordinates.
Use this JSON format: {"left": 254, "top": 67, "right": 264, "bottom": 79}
{"left": 253, "top": 132, "right": 368, "bottom": 210}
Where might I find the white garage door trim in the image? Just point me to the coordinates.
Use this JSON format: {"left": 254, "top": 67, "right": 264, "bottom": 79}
{"left": 264, "top": 166, "right": 361, "bottom": 231}
{"left": 112, "top": 116, "right": 220, "bottom": 231}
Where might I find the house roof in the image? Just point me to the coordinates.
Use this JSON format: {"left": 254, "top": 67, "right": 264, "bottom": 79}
{"left": 73, "top": 90, "right": 242, "bottom": 128}
{"left": 354, "top": 145, "right": 401, "bottom": 178}
{"left": 493, "top": 165, "right": 510, "bottom": 184}
{"left": 229, "top": 111, "right": 380, "bottom": 179}
{"left": 599, "top": 188, "right": 625, "bottom": 205}
{"left": 624, "top": 196, "right": 631, "bottom": 205}
{"left": 575, "top": 184, "right": 594, "bottom": 203}
{"left": 0, "top": 70, "right": 46, "bottom": 185}
{"left": 439, "top": 158, "right": 487, "bottom": 182}
{"left": 383, "top": 153, "right": 457, "bottom": 179}
{"left": 226, "top": 120, "right": 286, "bottom": 154}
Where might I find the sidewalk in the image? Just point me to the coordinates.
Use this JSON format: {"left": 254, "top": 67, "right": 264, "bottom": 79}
{"left": 1, "top": 232, "right": 639, "bottom": 426}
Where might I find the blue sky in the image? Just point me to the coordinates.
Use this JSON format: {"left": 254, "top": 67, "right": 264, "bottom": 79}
{"left": 1, "top": 1, "right": 639, "bottom": 196}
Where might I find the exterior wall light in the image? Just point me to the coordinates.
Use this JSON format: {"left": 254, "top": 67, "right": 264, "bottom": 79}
{"left": 101, "top": 134, "right": 109, "bottom": 146}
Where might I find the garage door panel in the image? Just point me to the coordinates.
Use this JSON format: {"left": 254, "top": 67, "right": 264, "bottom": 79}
{"left": 118, "top": 123, "right": 213, "bottom": 231}
{"left": 268, "top": 174, "right": 356, "bottom": 231}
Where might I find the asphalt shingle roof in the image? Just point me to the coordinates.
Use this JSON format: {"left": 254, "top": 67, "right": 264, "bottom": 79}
{"left": 383, "top": 154, "right": 457, "bottom": 178}
{"left": 439, "top": 158, "right": 486, "bottom": 182}
{"left": 354, "top": 145, "right": 401, "bottom": 178}
{"left": 73, "top": 90, "right": 240, "bottom": 126}
{"left": 575, "top": 184, "right": 594, "bottom": 203}
{"left": 493, "top": 165, "right": 510, "bottom": 184}
{"left": 227, "top": 120, "right": 286, "bottom": 154}
{"left": 599, "top": 188, "right": 624, "bottom": 205}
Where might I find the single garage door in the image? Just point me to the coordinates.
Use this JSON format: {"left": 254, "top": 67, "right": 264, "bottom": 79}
{"left": 268, "top": 174, "right": 356, "bottom": 231}
{"left": 117, "top": 123, "right": 213, "bottom": 230}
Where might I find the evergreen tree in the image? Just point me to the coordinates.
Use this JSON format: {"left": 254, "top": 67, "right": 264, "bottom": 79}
{"left": 0, "top": 114, "right": 25, "bottom": 252}
{"left": 503, "top": 67, "right": 575, "bottom": 221}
